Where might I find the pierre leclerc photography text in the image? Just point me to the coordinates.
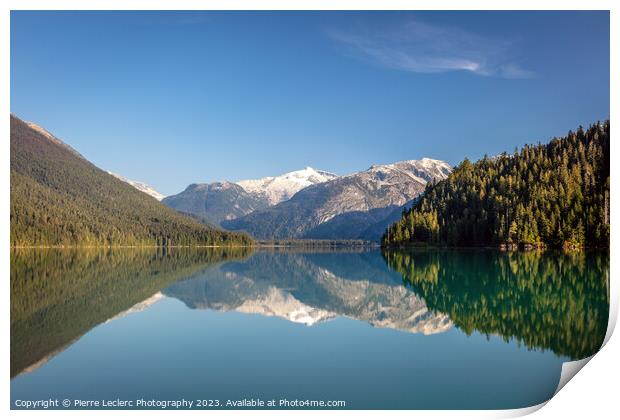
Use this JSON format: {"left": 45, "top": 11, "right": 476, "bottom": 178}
{"left": 6, "top": 3, "right": 616, "bottom": 418}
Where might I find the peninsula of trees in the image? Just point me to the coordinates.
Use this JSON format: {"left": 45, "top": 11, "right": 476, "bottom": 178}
{"left": 382, "top": 121, "right": 610, "bottom": 249}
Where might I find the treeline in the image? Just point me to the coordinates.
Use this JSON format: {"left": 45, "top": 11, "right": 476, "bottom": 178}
{"left": 257, "top": 239, "right": 375, "bottom": 248}
{"left": 383, "top": 249, "right": 609, "bottom": 359}
{"left": 383, "top": 121, "right": 609, "bottom": 249}
{"left": 10, "top": 115, "right": 253, "bottom": 247}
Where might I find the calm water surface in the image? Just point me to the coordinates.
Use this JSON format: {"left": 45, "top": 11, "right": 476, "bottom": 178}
{"left": 10, "top": 248, "right": 609, "bottom": 409}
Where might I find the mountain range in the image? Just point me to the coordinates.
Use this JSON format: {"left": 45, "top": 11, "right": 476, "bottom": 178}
{"left": 10, "top": 114, "right": 452, "bottom": 244}
{"left": 221, "top": 159, "right": 451, "bottom": 240}
{"left": 163, "top": 159, "right": 451, "bottom": 241}
{"left": 162, "top": 167, "right": 338, "bottom": 227}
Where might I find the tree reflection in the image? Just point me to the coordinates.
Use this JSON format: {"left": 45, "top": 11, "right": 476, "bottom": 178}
{"left": 382, "top": 250, "right": 609, "bottom": 359}
{"left": 10, "top": 247, "right": 251, "bottom": 377}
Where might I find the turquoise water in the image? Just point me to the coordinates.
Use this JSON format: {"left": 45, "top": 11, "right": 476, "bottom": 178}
{"left": 10, "top": 249, "right": 609, "bottom": 409}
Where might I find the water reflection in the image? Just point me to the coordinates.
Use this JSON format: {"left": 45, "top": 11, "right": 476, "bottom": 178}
{"left": 164, "top": 251, "right": 452, "bottom": 334}
{"left": 10, "top": 247, "right": 251, "bottom": 377}
{"left": 382, "top": 250, "right": 609, "bottom": 359}
{"left": 11, "top": 248, "right": 609, "bottom": 381}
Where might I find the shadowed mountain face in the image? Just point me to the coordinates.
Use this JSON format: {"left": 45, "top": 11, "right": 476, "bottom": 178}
{"left": 163, "top": 182, "right": 269, "bottom": 227}
{"left": 304, "top": 198, "right": 420, "bottom": 241}
{"left": 164, "top": 251, "right": 453, "bottom": 334}
{"left": 222, "top": 159, "right": 451, "bottom": 240}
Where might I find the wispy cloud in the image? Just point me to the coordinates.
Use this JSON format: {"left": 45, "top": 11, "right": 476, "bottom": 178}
{"left": 327, "top": 18, "right": 533, "bottom": 79}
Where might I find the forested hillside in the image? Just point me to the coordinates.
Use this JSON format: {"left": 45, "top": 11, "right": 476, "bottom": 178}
{"left": 10, "top": 115, "right": 253, "bottom": 247}
{"left": 382, "top": 122, "right": 609, "bottom": 249}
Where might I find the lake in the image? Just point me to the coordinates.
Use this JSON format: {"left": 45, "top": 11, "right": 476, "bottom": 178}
{"left": 10, "top": 248, "right": 609, "bottom": 409}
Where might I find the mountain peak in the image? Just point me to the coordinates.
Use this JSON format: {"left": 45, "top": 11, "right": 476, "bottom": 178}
{"left": 237, "top": 167, "right": 338, "bottom": 205}
{"left": 364, "top": 158, "right": 452, "bottom": 183}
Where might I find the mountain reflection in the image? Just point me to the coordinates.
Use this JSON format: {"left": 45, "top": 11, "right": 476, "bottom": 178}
{"left": 164, "top": 251, "right": 453, "bottom": 334}
{"left": 11, "top": 248, "right": 608, "bottom": 379}
{"left": 382, "top": 250, "right": 609, "bottom": 359}
{"left": 10, "top": 247, "right": 251, "bottom": 377}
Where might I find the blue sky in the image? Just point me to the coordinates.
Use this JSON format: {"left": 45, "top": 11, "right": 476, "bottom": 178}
{"left": 11, "top": 11, "right": 609, "bottom": 196}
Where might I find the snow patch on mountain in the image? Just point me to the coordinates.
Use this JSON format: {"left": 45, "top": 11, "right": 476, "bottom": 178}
{"left": 108, "top": 171, "right": 166, "bottom": 201}
{"left": 364, "top": 158, "right": 452, "bottom": 185}
{"left": 237, "top": 167, "right": 338, "bottom": 205}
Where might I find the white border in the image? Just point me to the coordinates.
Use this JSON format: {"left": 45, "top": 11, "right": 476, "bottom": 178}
{"left": 2, "top": 2, "right": 617, "bottom": 419}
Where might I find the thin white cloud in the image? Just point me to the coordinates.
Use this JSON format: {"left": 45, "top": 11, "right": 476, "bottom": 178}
{"left": 328, "top": 18, "right": 533, "bottom": 79}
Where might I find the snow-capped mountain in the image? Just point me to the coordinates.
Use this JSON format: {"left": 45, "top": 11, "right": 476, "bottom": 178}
{"left": 367, "top": 158, "right": 452, "bottom": 185}
{"left": 162, "top": 167, "right": 336, "bottom": 226}
{"left": 107, "top": 171, "right": 166, "bottom": 201}
{"left": 237, "top": 167, "right": 338, "bottom": 206}
{"left": 164, "top": 158, "right": 450, "bottom": 238}
{"left": 222, "top": 158, "right": 452, "bottom": 240}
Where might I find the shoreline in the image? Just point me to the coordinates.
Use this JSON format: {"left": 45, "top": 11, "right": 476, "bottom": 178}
{"left": 9, "top": 244, "right": 255, "bottom": 249}
{"left": 380, "top": 244, "right": 609, "bottom": 252}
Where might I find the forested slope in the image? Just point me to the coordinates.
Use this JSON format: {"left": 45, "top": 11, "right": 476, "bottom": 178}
{"left": 10, "top": 115, "right": 252, "bottom": 247}
{"left": 383, "top": 122, "right": 609, "bottom": 249}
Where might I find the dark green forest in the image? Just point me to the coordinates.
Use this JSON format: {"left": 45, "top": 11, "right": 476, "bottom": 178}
{"left": 383, "top": 249, "right": 609, "bottom": 359}
{"left": 10, "top": 115, "right": 253, "bottom": 247}
{"left": 383, "top": 121, "right": 610, "bottom": 249}
{"left": 11, "top": 247, "right": 251, "bottom": 377}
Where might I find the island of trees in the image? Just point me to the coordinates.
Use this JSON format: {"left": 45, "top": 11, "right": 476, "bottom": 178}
{"left": 382, "top": 121, "right": 610, "bottom": 250}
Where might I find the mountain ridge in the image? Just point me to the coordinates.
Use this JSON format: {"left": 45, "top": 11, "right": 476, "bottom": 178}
{"left": 237, "top": 166, "right": 338, "bottom": 205}
{"left": 222, "top": 158, "right": 452, "bottom": 240}
{"left": 10, "top": 114, "right": 252, "bottom": 246}
{"left": 163, "top": 166, "right": 339, "bottom": 226}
